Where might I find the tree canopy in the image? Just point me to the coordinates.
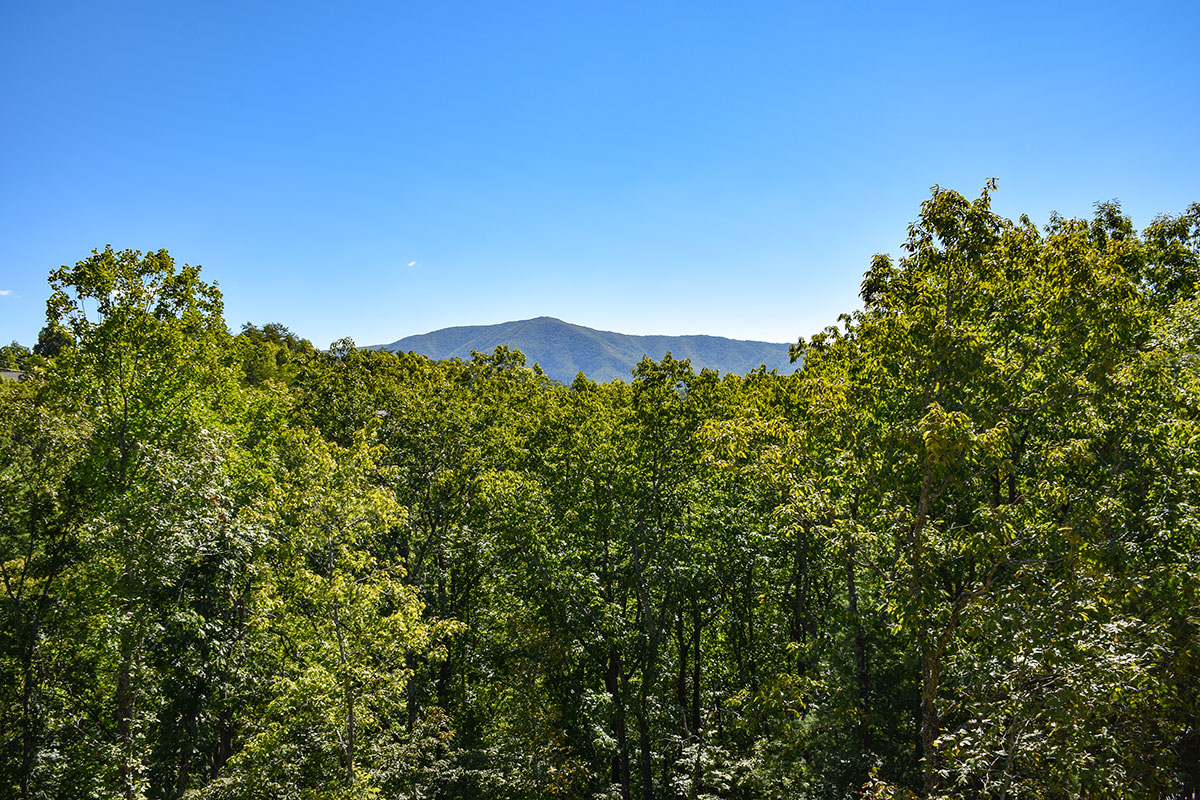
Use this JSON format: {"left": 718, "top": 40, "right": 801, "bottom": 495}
{"left": 2, "top": 192, "right": 1198, "bottom": 799}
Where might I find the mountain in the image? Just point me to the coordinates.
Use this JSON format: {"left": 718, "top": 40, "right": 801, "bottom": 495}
{"left": 373, "top": 316, "right": 798, "bottom": 383}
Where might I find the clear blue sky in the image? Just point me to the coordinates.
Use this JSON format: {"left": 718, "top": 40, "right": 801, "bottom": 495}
{"left": 2, "top": 1, "right": 1198, "bottom": 348}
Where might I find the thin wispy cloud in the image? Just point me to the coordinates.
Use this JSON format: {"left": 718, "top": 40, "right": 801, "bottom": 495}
{"left": 0, "top": 289, "right": 13, "bottom": 296}
{"left": 407, "top": 261, "right": 417, "bottom": 268}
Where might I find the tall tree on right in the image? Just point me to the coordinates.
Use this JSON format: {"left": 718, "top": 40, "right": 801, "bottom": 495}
{"left": 791, "top": 184, "right": 1200, "bottom": 797}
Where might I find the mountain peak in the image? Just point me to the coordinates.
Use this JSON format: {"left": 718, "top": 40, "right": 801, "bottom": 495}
{"left": 374, "top": 317, "right": 796, "bottom": 383}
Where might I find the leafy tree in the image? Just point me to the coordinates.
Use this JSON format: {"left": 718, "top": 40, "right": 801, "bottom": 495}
{"left": 236, "top": 322, "right": 315, "bottom": 386}
{"left": 0, "top": 374, "right": 86, "bottom": 798}
{"left": 32, "top": 323, "right": 72, "bottom": 359}
{"left": 789, "top": 185, "right": 1198, "bottom": 797}
{"left": 196, "top": 429, "right": 441, "bottom": 799}
{"left": 36, "top": 246, "right": 243, "bottom": 798}
{"left": 0, "top": 341, "right": 30, "bottom": 370}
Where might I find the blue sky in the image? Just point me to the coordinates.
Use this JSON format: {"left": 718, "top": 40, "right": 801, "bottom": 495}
{"left": 2, "top": 1, "right": 1198, "bottom": 348}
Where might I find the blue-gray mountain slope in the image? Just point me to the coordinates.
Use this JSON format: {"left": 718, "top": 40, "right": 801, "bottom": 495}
{"left": 374, "top": 317, "right": 798, "bottom": 383}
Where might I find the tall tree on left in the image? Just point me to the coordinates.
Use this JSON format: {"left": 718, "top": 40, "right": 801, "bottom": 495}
{"left": 40, "top": 247, "right": 243, "bottom": 798}
{"left": 0, "top": 359, "right": 86, "bottom": 799}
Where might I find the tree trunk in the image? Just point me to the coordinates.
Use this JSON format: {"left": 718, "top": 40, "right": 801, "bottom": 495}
{"left": 332, "top": 585, "right": 355, "bottom": 785}
{"left": 921, "top": 649, "right": 942, "bottom": 798}
{"left": 790, "top": 522, "right": 809, "bottom": 646}
{"left": 690, "top": 608, "right": 701, "bottom": 738}
{"left": 607, "top": 644, "right": 631, "bottom": 800}
{"left": 117, "top": 644, "right": 135, "bottom": 800}
{"left": 173, "top": 712, "right": 195, "bottom": 799}
{"left": 637, "top": 682, "right": 654, "bottom": 800}
{"left": 676, "top": 614, "right": 688, "bottom": 732}
{"left": 912, "top": 468, "right": 940, "bottom": 798}
{"left": 19, "top": 629, "right": 37, "bottom": 800}
{"left": 846, "top": 551, "right": 869, "bottom": 757}
{"left": 209, "top": 703, "right": 234, "bottom": 780}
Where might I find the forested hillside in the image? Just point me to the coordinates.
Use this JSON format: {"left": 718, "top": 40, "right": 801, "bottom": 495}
{"left": 2, "top": 186, "right": 1198, "bottom": 799}
{"left": 374, "top": 316, "right": 797, "bottom": 383}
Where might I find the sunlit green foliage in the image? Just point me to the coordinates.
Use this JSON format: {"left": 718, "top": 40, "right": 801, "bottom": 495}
{"left": 2, "top": 192, "right": 1197, "bottom": 799}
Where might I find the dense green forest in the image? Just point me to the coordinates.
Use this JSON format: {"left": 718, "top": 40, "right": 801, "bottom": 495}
{"left": 2, "top": 186, "right": 1199, "bottom": 799}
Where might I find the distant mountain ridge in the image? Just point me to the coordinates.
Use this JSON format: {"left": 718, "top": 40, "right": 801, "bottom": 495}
{"left": 373, "top": 316, "right": 798, "bottom": 383}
